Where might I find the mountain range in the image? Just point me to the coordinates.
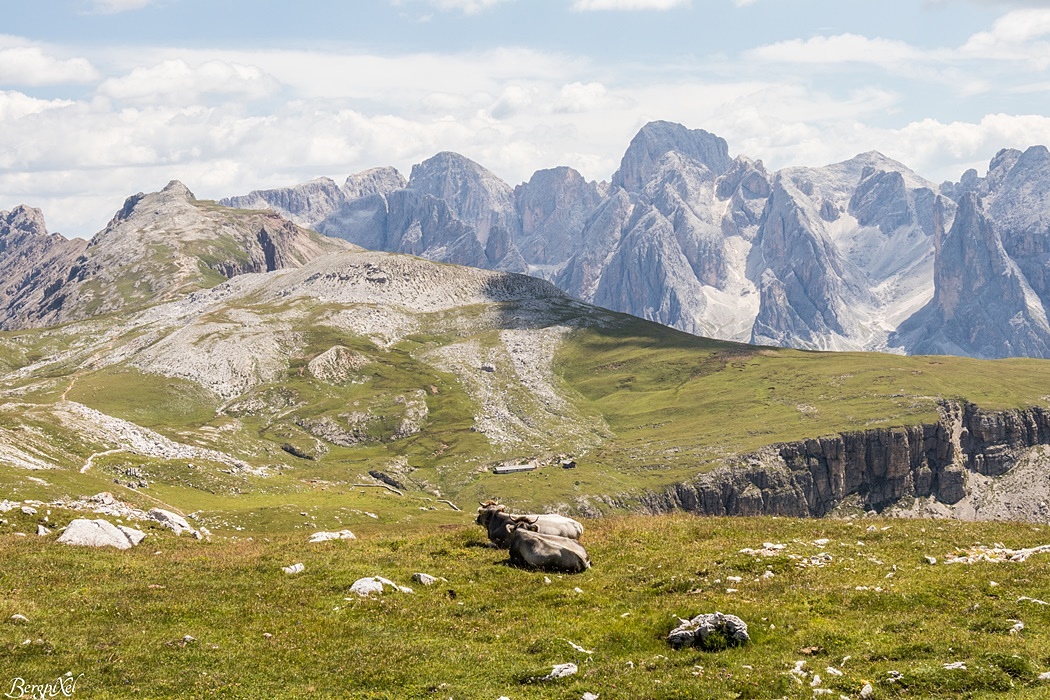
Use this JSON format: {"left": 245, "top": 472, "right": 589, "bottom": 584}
{"left": 217, "top": 120, "right": 1050, "bottom": 359}
{"left": 5, "top": 166, "right": 1050, "bottom": 523}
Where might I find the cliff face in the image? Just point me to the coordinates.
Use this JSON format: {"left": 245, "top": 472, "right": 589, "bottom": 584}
{"left": 641, "top": 401, "right": 1050, "bottom": 517}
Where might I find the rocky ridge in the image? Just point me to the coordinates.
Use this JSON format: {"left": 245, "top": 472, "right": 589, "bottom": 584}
{"left": 641, "top": 401, "right": 1050, "bottom": 521}
{"left": 221, "top": 120, "right": 1050, "bottom": 357}
{"left": 0, "top": 181, "right": 349, "bottom": 331}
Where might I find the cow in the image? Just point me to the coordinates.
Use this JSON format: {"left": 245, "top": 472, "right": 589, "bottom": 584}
{"left": 505, "top": 521, "right": 591, "bottom": 573}
{"left": 476, "top": 501, "right": 583, "bottom": 547}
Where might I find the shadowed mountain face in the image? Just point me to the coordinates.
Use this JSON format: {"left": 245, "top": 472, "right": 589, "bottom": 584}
{"left": 202, "top": 123, "right": 1049, "bottom": 358}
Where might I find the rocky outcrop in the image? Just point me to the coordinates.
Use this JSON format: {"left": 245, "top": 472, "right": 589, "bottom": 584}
{"left": 641, "top": 401, "right": 1050, "bottom": 517}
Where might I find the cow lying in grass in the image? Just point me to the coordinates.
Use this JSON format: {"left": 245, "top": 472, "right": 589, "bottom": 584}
{"left": 476, "top": 500, "right": 583, "bottom": 548}
{"left": 505, "top": 520, "right": 591, "bottom": 573}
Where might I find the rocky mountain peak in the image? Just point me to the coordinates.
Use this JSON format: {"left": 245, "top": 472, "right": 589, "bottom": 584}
{"left": 408, "top": 151, "right": 519, "bottom": 248}
{"left": 343, "top": 167, "right": 406, "bottom": 200}
{"left": 161, "top": 180, "right": 196, "bottom": 200}
{"left": 612, "top": 120, "right": 732, "bottom": 193}
{"left": 1, "top": 205, "right": 50, "bottom": 240}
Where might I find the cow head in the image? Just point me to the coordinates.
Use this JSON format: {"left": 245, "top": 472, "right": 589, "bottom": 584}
{"left": 475, "top": 500, "right": 507, "bottom": 527}
{"left": 509, "top": 515, "right": 538, "bottom": 532}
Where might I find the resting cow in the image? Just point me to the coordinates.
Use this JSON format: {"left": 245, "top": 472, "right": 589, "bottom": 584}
{"left": 476, "top": 501, "right": 583, "bottom": 547}
{"left": 506, "top": 521, "right": 591, "bottom": 573}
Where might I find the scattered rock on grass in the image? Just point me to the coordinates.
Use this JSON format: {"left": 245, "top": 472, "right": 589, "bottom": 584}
{"left": 36, "top": 525, "right": 49, "bottom": 537}
{"left": 308, "top": 530, "right": 356, "bottom": 543}
{"left": 348, "top": 576, "right": 414, "bottom": 597}
{"left": 668, "top": 612, "right": 750, "bottom": 650}
{"left": 10, "top": 614, "right": 29, "bottom": 624}
{"left": 282, "top": 563, "right": 305, "bottom": 575}
{"left": 540, "top": 663, "right": 577, "bottom": 681}
{"left": 412, "top": 572, "right": 439, "bottom": 586}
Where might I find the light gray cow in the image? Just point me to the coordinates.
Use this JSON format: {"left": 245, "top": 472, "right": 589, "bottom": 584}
{"left": 476, "top": 501, "right": 583, "bottom": 547}
{"left": 506, "top": 522, "right": 591, "bottom": 573}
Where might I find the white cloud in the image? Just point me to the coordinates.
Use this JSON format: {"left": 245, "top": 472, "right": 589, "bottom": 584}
{"left": 389, "top": 0, "right": 512, "bottom": 14}
{"left": 97, "top": 59, "right": 280, "bottom": 104}
{"left": 571, "top": 0, "right": 690, "bottom": 10}
{"left": 959, "top": 8, "right": 1050, "bottom": 67}
{"left": 0, "top": 91, "right": 75, "bottom": 121}
{"left": 86, "top": 0, "right": 157, "bottom": 14}
{"left": 745, "top": 34, "right": 925, "bottom": 67}
{"left": 0, "top": 46, "right": 99, "bottom": 85}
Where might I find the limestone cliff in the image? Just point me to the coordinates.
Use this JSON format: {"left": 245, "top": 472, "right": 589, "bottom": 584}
{"left": 641, "top": 401, "right": 1050, "bottom": 518}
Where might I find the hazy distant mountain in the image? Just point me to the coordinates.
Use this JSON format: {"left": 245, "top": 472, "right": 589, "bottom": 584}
{"left": 217, "top": 122, "right": 1050, "bottom": 359}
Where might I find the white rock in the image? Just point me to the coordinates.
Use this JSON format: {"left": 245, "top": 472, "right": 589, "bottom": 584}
{"left": 0, "top": 500, "right": 19, "bottom": 513}
{"left": 860, "top": 683, "right": 874, "bottom": 697}
{"left": 282, "top": 563, "right": 305, "bottom": 575}
{"left": 117, "top": 525, "right": 147, "bottom": 546}
{"left": 826, "top": 666, "right": 843, "bottom": 676}
{"left": 542, "top": 663, "right": 578, "bottom": 680}
{"left": 1038, "top": 671, "right": 1050, "bottom": 681}
{"left": 348, "top": 577, "right": 384, "bottom": 597}
{"left": 57, "top": 519, "right": 133, "bottom": 550}
{"left": 148, "top": 508, "right": 196, "bottom": 537}
{"left": 582, "top": 693, "right": 599, "bottom": 700}
{"left": 412, "top": 573, "right": 439, "bottom": 586}
{"left": 36, "top": 525, "right": 49, "bottom": 537}
{"left": 308, "top": 530, "right": 356, "bottom": 543}
{"left": 944, "top": 661, "right": 967, "bottom": 670}
{"left": 21, "top": 506, "right": 37, "bottom": 516}
{"left": 10, "top": 614, "right": 29, "bottom": 624}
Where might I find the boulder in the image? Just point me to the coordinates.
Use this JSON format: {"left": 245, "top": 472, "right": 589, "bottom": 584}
{"left": 56, "top": 519, "right": 136, "bottom": 549}
{"left": 148, "top": 508, "right": 196, "bottom": 536}
{"left": 668, "top": 612, "right": 750, "bottom": 650}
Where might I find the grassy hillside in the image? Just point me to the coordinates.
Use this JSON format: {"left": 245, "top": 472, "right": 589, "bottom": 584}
{"left": 4, "top": 291, "right": 1050, "bottom": 525}
{"left": 4, "top": 512, "right": 1050, "bottom": 698}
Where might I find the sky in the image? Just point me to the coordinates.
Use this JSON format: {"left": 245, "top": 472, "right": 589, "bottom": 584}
{"left": 2, "top": 0, "right": 1050, "bottom": 237}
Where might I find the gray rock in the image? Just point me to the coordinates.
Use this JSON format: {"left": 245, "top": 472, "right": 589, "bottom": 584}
{"left": 540, "top": 662, "right": 578, "bottom": 681}
{"left": 10, "top": 614, "right": 29, "bottom": 624}
{"left": 668, "top": 612, "right": 750, "bottom": 649}
{"left": 308, "top": 530, "right": 356, "bottom": 543}
{"left": 117, "top": 525, "right": 147, "bottom": 546}
{"left": 411, "top": 572, "right": 439, "bottom": 586}
{"left": 56, "top": 519, "right": 134, "bottom": 550}
{"left": 148, "top": 508, "right": 196, "bottom": 537}
{"left": 36, "top": 525, "right": 49, "bottom": 537}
